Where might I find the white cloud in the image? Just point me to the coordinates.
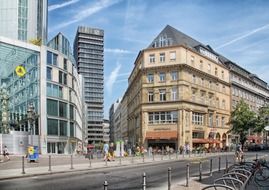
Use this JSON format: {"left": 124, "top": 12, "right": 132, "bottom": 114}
{"left": 106, "top": 63, "right": 121, "bottom": 95}
{"left": 50, "top": 0, "right": 121, "bottom": 32}
{"left": 48, "top": 0, "right": 80, "bottom": 12}
{"left": 104, "top": 48, "right": 135, "bottom": 54}
{"left": 216, "top": 23, "right": 269, "bottom": 49}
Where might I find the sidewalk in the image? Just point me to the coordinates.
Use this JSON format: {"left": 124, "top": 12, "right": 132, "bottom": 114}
{"left": 0, "top": 152, "right": 233, "bottom": 181}
{"left": 171, "top": 154, "right": 269, "bottom": 190}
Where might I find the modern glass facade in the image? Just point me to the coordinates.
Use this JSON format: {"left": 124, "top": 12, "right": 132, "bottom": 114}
{"left": 73, "top": 26, "right": 104, "bottom": 144}
{"left": 0, "top": 40, "right": 40, "bottom": 133}
{"left": 0, "top": 0, "right": 48, "bottom": 43}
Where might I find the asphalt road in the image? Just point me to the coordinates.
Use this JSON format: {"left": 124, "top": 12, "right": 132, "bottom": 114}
{"left": 0, "top": 152, "right": 267, "bottom": 190}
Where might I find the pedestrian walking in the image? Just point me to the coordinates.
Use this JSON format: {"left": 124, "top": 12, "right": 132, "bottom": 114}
{"left": 3, "top": 146, "right": 10, "bottom": 161}
{"left": 103, "top": 142, "right": 109, "bottom": 161}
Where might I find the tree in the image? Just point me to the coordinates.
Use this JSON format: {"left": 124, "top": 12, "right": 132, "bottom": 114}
{"left": 228, "top": 99, "right": 257, "bottom": 145}
{"left": 254, "top": 104, "right": 269, "bottom": 132}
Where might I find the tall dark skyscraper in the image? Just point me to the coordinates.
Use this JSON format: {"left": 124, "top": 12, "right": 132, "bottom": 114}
{"left": 73, "top": 26, "right": 104, "bottom": 145}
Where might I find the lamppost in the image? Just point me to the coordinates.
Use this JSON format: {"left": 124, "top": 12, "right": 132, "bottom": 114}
{"left": 27, "top": 103, "right": 36, "bottom": 146}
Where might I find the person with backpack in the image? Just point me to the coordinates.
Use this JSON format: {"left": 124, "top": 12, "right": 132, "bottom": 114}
{"left": 235, "top": 143, "right": 243, "bottom": 162}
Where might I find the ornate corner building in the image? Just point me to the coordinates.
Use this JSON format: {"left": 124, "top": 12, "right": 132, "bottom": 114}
{"left": 126, "top": 25, "right": 234, "bottom": 150}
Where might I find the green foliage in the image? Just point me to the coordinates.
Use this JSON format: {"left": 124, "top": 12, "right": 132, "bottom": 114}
{"left": 228, "top": 99, "right": 257, "bottom": 145}
{"left": 255, "top": 104, "right": 269, "bottom": 132}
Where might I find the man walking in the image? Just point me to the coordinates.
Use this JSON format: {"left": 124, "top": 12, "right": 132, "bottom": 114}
{"left": 3, "top": 146, "right": 10, "bottom": 161}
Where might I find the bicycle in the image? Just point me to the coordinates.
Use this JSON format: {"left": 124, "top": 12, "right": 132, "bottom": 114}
{"left": 253, "top": 159, "right": 269, "bottom": 188}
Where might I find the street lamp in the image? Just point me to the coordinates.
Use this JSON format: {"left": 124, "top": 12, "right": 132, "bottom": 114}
{"left": 27, "top": 103, "right": 36, "bottom": 146}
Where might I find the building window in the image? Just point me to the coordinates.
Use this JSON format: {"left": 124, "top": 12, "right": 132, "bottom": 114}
{"left": 222, "top": 100, "right": 226, "bottom": 109}
{"left": 47, "top": 119, "right": 58, "bottom": 136}
{"left": 59, "top": 71, "right": 67, "bottom": 85}
{"left": 47, "top": 99, "right": 58, "bottom": 116}
{"left": 221, "top": 117, "right": 225, "bottom": 127}
{"left": 199, "top": 60, "right": 203, "bottom": 69}
{"left": 70, "top": 105, "right": 74, "bottom": 120}
{"left": 192, "top": 112, "right": 204, "bottom": 125}
{"left": 47, "top": 51, "right": 58, "bottom": 66}
{"left": 201, "top": 92, "right": 205, "bottom": 104}
{"left": 148, "top": 91, "right": 154, "bottom": 102}
{"left": 215, "top": 67, "right": 218, "bottom": 76}
{"left": 70, "top": 122, "right": 74, "bottom": 137}
{"left": 192, "top": 132, "right": 204, "bottom": 139}
{"left": 216, "top": 116, "right": 219, "bottom": 127}
{"left": 208, "top": 63, "right": 211, "bottom": 73}
{"left": 59, "top": 101, "right": 67, "bottom": 118}
{"left": 160, "top": 53, "right": 165, "bottom": 62}
{"left": 59, "top": 120, "right": 68, "bottom": 136}
{"left": 47, "top": 67, "right": 52, "bottom": 80}
{"left": 192, "top": 90, "right": 196, "bottom": 102}
{"left": 221, "top": 70, "right": 224, "bottom": 79}
{"left": 216, "top": 98, "right": 219, "bottom": 108}
{"left": 148, "top": 111, "right": 178, "bottom": 124}
{"left": 209, "top": 95, "right": 213, "bottom": 106}
{"left": 147, "top": 74, "right": 154, "bottom": 83}
{"left": 63, "top": 58, "right": 68, "bottom": 70}
{"left": 209, "top": 113, "right": 213, "bottom": 127}
{"left": 191, "top": 56, "right": 195, "bottom": 65}
{"left": 149, "top": 54, "right": 155, "bottom": 63}
{"left": 192, "top": 75, "right": 196, "bottom": 83}
{"left": 201, "top": 78, "right": 204, "bottom": 86}
{"left": 170, "top": 51, "right": 176, "bottom": 61}
{"left": 171, "top": 87, "right": 177, "bottom": 101}
{"left": 47, "top": 83, "right": 62, "bottom": 98}
{"left": 222, "top": 85, "right": 226, "bottom": 93}
{"left": 159, "top": 89, "right": 166, "bottom": 101}
{"left": 159, "top": 72, "right": 166, "bottom": 82}
{"left": 171, "top": 71, "right": 178, "bottom": 80}
{"left": 209, "top": 81, "right": 212, "bottom": 89}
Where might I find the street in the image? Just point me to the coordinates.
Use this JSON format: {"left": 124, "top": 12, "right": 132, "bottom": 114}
{"left": 0, "top": 152, "right": 267, "bottom": 190}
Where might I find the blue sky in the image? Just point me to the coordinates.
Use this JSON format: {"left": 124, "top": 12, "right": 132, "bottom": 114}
{"left": 48, "top": 0, "right": 269, "bottom": 118}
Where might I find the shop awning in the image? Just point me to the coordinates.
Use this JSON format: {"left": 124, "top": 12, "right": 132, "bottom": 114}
{"left": 208, "top": 139, "right": 221, "bottom": 144}
{"left": 146, "top": 131, "right": 177, "bottom": 140}
{"left": 192, "top": 139, "right": 208, "bottom": 144}
{"left": 247, "top": 135, "right": 262, "bottom": 141}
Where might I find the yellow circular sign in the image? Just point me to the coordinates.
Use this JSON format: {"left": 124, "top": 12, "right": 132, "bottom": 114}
{"left": 28, "top": 146, "right": 34, "bottom": 155}
{"left": 15, "top": 65, "right": 26, "bottom": 77}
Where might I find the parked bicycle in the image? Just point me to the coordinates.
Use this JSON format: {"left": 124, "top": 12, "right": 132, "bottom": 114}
{"left": 253, "top": 159, "right": 269, "bottom": 188}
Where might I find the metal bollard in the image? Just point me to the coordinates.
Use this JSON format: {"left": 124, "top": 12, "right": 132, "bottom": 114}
{"left": 142, "top": 172, "right": 146, "bottom": 190}
{"left": 143, "top": 154, "right": 145, "bottom": 163}
{"left": 70, "top": 154, "right": 74, "bottom": 169}
{"left": 22, "top": 156, "right": 25, "bottom": 174}
{"left": 168, "top": 167, "right": 171, "bottom": 190}
{"left": 218, "top": 156, "right": 221, "bottom": 172}
{"left": 189, "top": 151, "right": 191, "bottom": 158}
{"left": 186, "top": 163, "right": 189, "bottom": 187}
{"left": 105, "top": 157, "right": 108, "bottom": 166}
{"left": 176, "top": 151, "right": 178, "bottom": 159}
{"left": 199, "top": 161, "right": 202, "bottom": 181}
{"left": 119, "top": 155, "right": 122, "bottom": 165}
{"left": 256, "top": 153, "right": 258, "bottom": 160}
{"left": 225, "top": 155, "right": 228, "bottom": 173}
{"left": 210, "top": 158, "right": 213, "bottom": 176}
{"left": 89, "top": 156, "right": 92, "bottom": 168}
{"left": 169, "top": 152, "right": 171, "bottom": 160}
{"left": 183, "top": 151, "right": 185, "bottom": 158}
{"left": 152, "top": 152, "right": 155, "bottom": 161}
{"left": 161, "top": 154, "right": 163, "bottom": 161}
{"left": 104, "top": 180, "right": 108, "bottom": 190}
{"left": 48, "top": 155, "right": 52, "bottom": 171}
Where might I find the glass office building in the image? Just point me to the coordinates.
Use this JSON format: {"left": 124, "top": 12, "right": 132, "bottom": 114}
{"left": 0, "top": 35, "right": 84, "bottom": 154}
{"left": 0, "top": 38, "right": 40, "bottom": 134}
{"left": 0, "top": 0, "right": 48, "bottom": 43}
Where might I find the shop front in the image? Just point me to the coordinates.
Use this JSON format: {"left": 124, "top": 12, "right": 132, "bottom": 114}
{"left": 145, "top": 131, "right": 177, "bottom": 151}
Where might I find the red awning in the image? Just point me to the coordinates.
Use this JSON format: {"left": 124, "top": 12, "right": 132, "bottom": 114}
{"left": 192, "top": 139, "right": 208, "bottom": 144}
{"left": 247, "top": 135, "right": 262, "bottom": 141}
{"left": 146, "top": 131, "right": 177, "bottom": 140}
{"left": 87, "top": 144, "right": 95, "bottom": 149}
{"left": 208, "top": 139, "right": 221, "bottom": 144}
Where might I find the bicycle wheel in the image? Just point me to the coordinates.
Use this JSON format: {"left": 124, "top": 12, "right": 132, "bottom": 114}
{"left": 254, "top": 167, "right": 269, "bottom": 187}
